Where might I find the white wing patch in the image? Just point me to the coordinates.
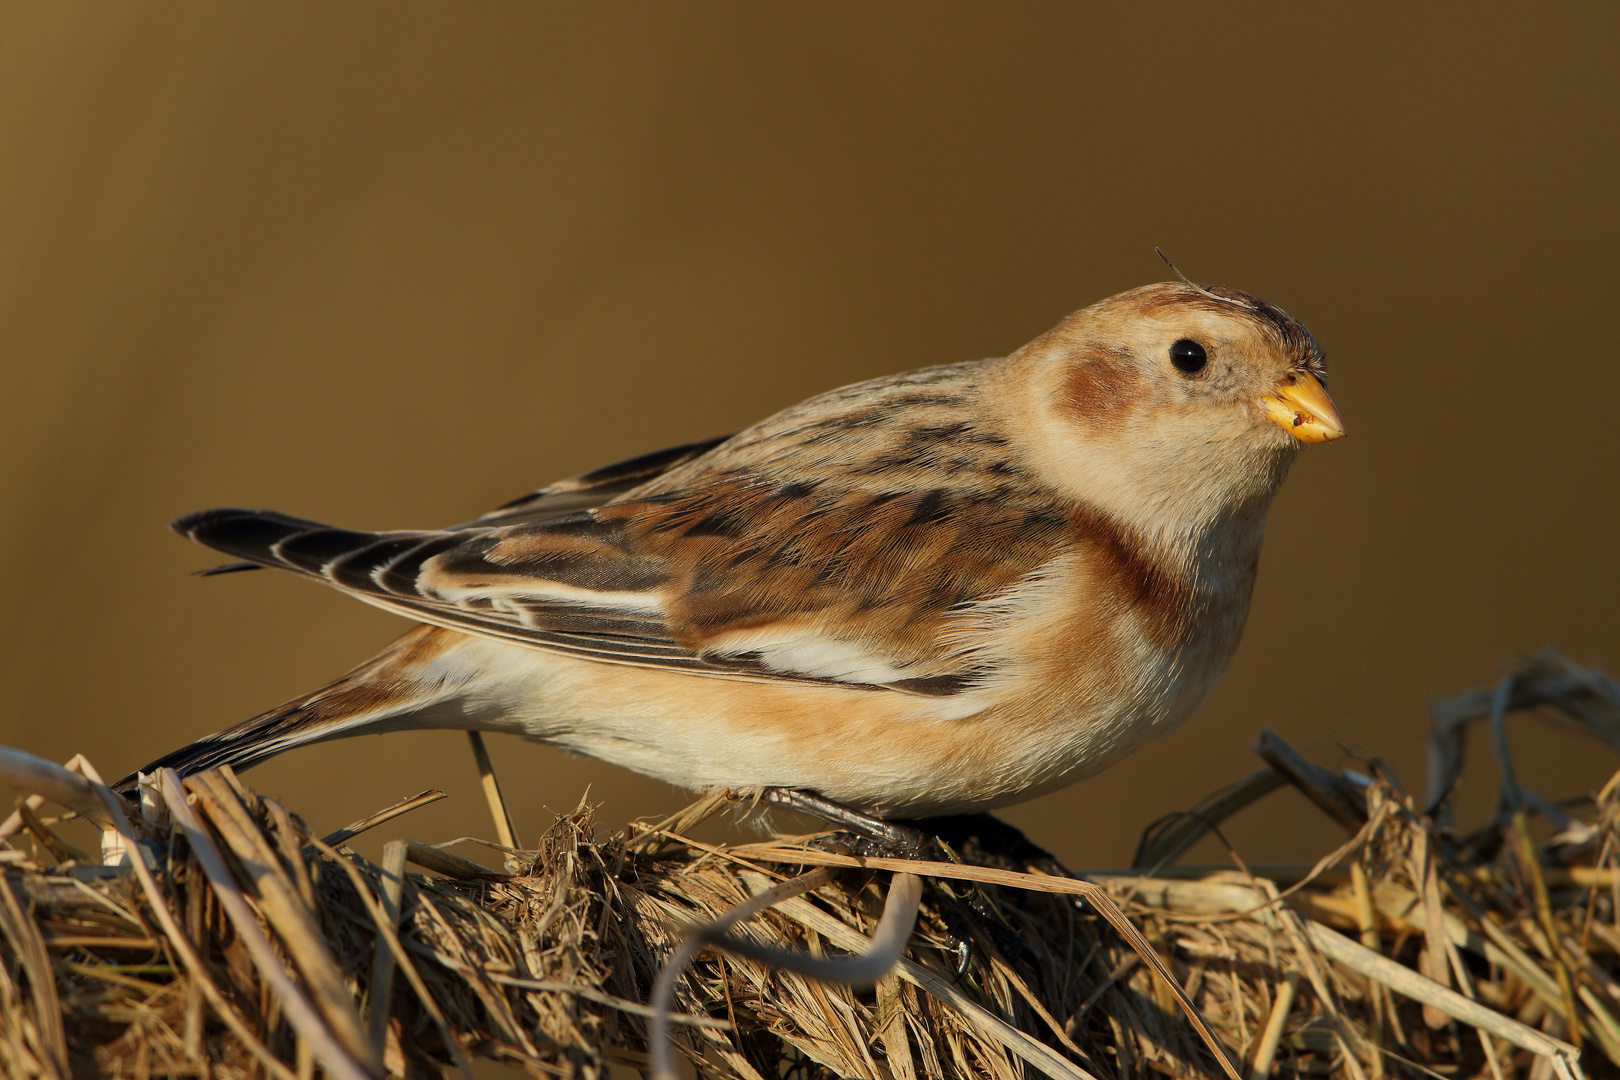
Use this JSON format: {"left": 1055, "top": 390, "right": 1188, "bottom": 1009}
{"left": 701, "top": 626, "right": 914, "bottom": 684}
{"left": 421, "top": 577, "right": 668, "bottom": 615}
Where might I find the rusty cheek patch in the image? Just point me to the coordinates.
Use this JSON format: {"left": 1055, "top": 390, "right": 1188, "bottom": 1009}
{"left": 1061, "top": 350, "right": 1143, "bottom": 429}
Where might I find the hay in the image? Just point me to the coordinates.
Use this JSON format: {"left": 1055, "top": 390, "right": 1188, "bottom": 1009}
{"left": 1, "top": 647, "right": 1617, "bottom": 1079}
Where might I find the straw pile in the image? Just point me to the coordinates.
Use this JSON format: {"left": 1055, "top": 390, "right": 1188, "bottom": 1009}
{"left": 2, "top": 647, "right": 1617, "bottom": 1079}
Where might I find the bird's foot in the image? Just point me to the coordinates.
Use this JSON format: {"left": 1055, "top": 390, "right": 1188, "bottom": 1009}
{"left": 896, "top": 811, "right": 1065, "bottom": 872}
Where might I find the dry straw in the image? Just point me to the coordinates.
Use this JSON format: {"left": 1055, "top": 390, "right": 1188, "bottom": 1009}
{"left": 1, "top": 647, "right": 1616, "bottom": 1079}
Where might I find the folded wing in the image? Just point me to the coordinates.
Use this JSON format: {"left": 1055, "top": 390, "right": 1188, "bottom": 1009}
{"left": 177, "top": 364, "right": 1072, "bottom": 696}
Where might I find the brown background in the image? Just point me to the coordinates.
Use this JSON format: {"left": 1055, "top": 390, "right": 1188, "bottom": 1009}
{"left": 2, "top": 5, "right": 1616, "bottom": 871}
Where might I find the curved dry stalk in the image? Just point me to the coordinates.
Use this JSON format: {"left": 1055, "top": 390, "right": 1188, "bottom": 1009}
{"left": 0, "top": 747, "right": 105, "bottom": 825}
{"left": 691, "top": 872, "right": 923, "bottom": 986}
{"left": 649, "top": 869, "right": 922, "bottom": 1080}
{"left": 732, "top": 843, "right": 1244, "bottom": 1078}
{"left": 745, "top": 869, "right": 1103, "bottom": 1080}
{"left": 649, "top": 867, "right": 831, "bottom": 1079}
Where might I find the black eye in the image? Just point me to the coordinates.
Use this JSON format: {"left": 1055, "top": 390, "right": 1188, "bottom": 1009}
{"left": 1169, "top": 338, "right": 1207, "bottom": 374}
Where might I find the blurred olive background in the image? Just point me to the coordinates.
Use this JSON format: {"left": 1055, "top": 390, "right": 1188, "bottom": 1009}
{"left": 2, "top": 4, "right": 1616, "bottom": 871}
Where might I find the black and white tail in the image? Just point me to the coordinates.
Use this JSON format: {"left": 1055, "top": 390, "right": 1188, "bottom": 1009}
{"left": 113, "top": 624, "right": 464, "bottom": 793}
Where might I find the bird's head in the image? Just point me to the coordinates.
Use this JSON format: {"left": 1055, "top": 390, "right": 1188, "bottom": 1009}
{"left": 1009, "top": 281, "right": 1345, "bottom": 538}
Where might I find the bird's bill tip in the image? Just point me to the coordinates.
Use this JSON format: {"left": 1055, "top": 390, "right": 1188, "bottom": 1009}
{"left": 1260, "top": 373, "right": 1345, "bottom": 444}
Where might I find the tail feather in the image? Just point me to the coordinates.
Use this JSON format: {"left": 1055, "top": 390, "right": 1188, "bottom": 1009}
{"left": 112, "top": 694, "right": 333, "bottom": 792}
{"left": 114, "top": 625, "right": 470, "bottom": 794}
{"left": 173, "top": 508, "right": 329, "bottom": 564}
{"left": 172, "top": 508, "right": 462, "bottom": 603}
{"left": 174, "top": 508, "right": 409, "bottom": 577}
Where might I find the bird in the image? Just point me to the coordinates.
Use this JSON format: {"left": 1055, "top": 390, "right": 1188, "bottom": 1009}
{"left": 118, "top": 281, "right": 1344, "bottom": 818}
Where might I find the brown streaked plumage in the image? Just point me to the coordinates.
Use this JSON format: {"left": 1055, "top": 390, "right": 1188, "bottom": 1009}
{"left": 120, "top": 281, "right": 1344, "bottom": 817}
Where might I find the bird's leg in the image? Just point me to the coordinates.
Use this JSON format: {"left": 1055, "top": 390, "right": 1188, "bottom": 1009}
{"left": 755, "top": 788, "right": 944, "bottom": 860}
{"left": 750, "top": 791, "right": 1068, "bottom": 873}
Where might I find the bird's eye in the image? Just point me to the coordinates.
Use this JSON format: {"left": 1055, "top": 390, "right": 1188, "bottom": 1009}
{"left": 1169, "top": 338, "right": 1208, "bottom": 375}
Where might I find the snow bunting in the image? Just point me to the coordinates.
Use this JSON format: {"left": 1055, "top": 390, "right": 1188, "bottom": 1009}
{"left": 121, "top": 282, "right": 1343, "bottom": 817}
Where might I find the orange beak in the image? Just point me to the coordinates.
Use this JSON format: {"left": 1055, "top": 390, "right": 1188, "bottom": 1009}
{"left": 1260, "top": 372, "right": 1346, "bottom": 444}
